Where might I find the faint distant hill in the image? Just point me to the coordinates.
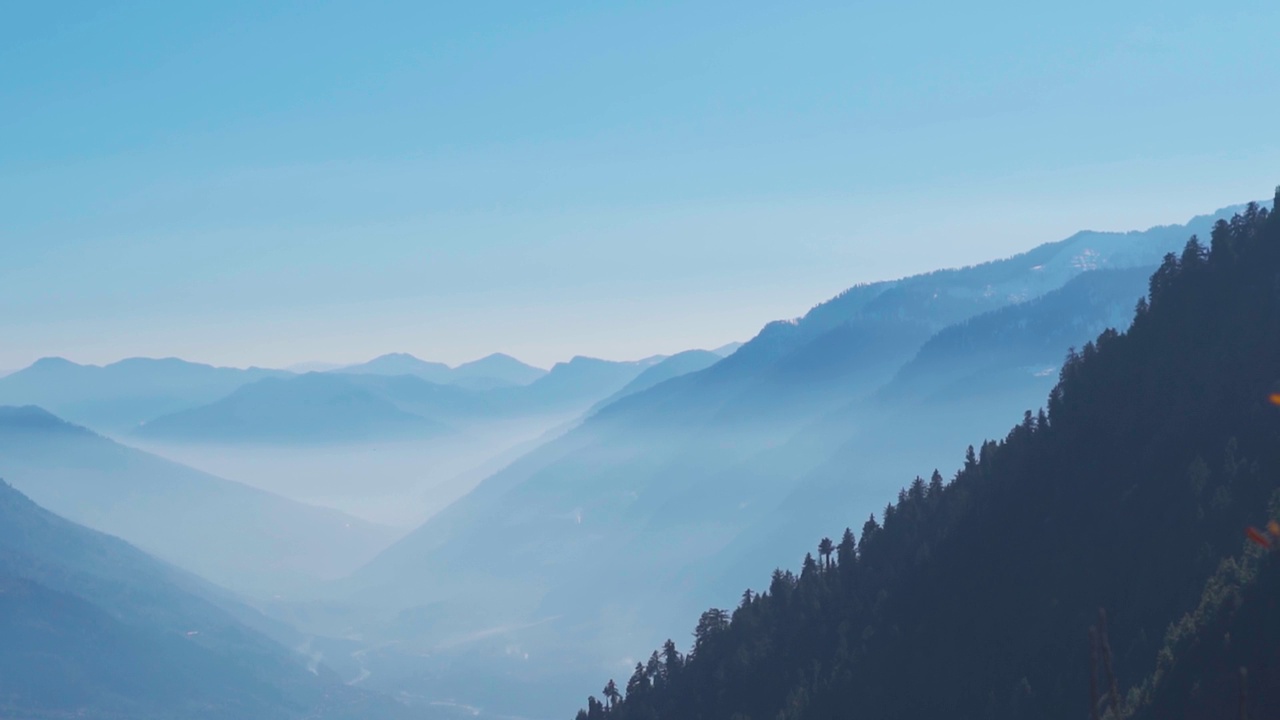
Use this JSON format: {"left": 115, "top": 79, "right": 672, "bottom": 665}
{"left": 0, "top": 406, "right": 397, "bottom": 597}
{"left": 134, "top": 355, "right": 662, "bottom": 445}
{"left": 490, "top": 355, "right": 665, "bottom": 413}
{"left": 590, "top": 350, "right": 723, "bottom": 413}
{"left": 338, "top": 353, "right": 454, "bottom": 382}
{"left": 135, "top": 372, "right": 449, "bottom": 445}
{"left": 0, "top": 478, "right": 414, "bottom": 719}
{"left": 338, "top": 352, "right": 547, "bottom": 388}
{"left": 0, "top": 357, "right": 290, "bottom": 434}
{"left": 453, "top": 353, "right": 548, "bottom": 385}
{"left": 711, "top": 341, "right": 743, "bottom": 357}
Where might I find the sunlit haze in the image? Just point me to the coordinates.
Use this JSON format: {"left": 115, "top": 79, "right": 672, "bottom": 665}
{"left": 5, "top": 1, "right": 1279, "bottom": 369}
{"left": 5, "top": 3, "right": 1280, "bottom": 719}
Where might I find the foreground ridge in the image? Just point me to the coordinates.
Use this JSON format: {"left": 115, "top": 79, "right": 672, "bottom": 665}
{"left": 577, "top": 190, "right": 1280, "bottom": 720}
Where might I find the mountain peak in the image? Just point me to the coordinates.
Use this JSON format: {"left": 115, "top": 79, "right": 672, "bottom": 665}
{"left": 28, "top": 356, "right": 80, "bottom": 371}
{"left": 453, "top": 353, "right": 546, "bottom": 386}
{"left": 466, "top": 352, "right": 529, "bottom": 366}
{"left": 108, "top": 356, "right": 214, "bottom": 370}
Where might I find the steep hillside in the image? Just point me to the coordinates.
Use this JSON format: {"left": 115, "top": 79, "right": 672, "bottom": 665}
{"left": 351, "top": 209, "right": 1240, "bottom": 606}
{"left": 574, "top": 197, "right": 1280, "bottom": 720}
{"left": 0, "top": 480, "right": 417, "bottom": 720}
{"left": 881, "top": 266, "right": 1150, "bottom": 401}
{"left": 696, "top": 266, "right": 1159, "bottom": 595}
{"left": 0, "top": 406, "right": 396, "bottom": 597}
{"left": 1125, "top": 535, "right": 1280, "bottom": 719}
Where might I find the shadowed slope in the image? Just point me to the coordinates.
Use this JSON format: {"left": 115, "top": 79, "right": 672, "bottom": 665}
{"left": 0, "top": 406, "right": 397, "bottom": 596}
{"left": 0, "top": 479, "right": 418, "bottom": 720}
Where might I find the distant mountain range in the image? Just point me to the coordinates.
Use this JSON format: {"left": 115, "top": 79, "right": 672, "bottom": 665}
{"left": 0, "top": 350, "right": 704, "bottom": 445}
{"left": 0, "top": 479, "right": 414, "bottom": 719}
{"left": 0, "top": 357, "right": 291, "bottom": 434}
{"left": 590, "top": 350, "right": 724, "bottom": 412}
{"left": 132, "top": 355, "right": 671, "bottom": 445}
{"left": 135, "top": 373, "right": 453, "bottom": 445}
{"left": 0, "top": 406, "right": 397, "bottom": 597}
{"left": 339, "top": 352, "right": 548, "bottom": 389}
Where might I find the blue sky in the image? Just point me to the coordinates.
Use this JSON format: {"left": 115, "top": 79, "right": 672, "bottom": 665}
{"left": 3, "top": 1, "right": 1279, "bottom": 369}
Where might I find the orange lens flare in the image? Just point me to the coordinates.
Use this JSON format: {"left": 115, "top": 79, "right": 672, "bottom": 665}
{"left": 1246, "top": 526, "right": 1272, "bottom": 549}
{"left": 1269, "top": 393, "right": 1280, "bottom": 406}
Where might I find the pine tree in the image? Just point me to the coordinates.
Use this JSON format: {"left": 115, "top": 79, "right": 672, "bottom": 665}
{"left": 837, "top": 527, "right": 856, "bottom": 567}
{"left": 603, "top": 680, "right": 621, "bottom": 710}
{"left": 817, "top": 537, "right": 835, "bottom": 570}
{"left": 801, "top": 552, "right": 818, "bottom": 577}
{"left": 928, "top": 469, "right": 944, "bottom": 498}
{"left": 861, "top": 513, "right": 880, "bottom": 544}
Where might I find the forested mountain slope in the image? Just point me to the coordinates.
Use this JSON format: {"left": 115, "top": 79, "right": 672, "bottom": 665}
{"left": 576, "top": 194, "right": 1280, "bottom": 720}
{"left": 696, "top": 265, "right": 1156, "bottom": 598}
{"left": 332, "top": 205, "right": 1259, "bottom": 720}
{"left": 357, "top": 208, "right": 1239, "bottom": 610}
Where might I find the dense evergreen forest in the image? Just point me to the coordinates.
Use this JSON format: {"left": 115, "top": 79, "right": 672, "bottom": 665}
{"left": 577, "top": 189, "right": 1280, "bottom": 720}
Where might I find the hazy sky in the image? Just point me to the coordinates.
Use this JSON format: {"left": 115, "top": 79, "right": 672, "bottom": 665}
{"left": 4, "top": 1, "right": 1279, "bottom": 370}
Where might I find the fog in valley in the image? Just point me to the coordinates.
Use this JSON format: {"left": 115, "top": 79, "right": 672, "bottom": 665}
{"left": 7, "top": 3, "right": 1280, "bottom": 719}
{"left": 3, "top": 200, "right": 1267, "bottom": 718}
